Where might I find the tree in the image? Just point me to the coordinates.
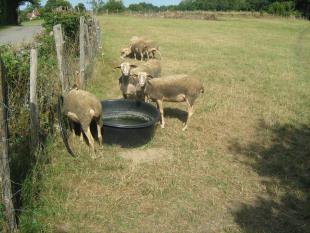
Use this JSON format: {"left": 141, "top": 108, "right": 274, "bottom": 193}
{"left": 128, "top": 2, "right": 159, "bottom": 12}
{"left": 75, "top": 2, "right": 86, "bottom": 12}
{"left": 100, "top": 0, "right": 125, "bottom": 13}
{"left": 44, "top": 0, "right": 72, "bottom": 12}
{"left": 295, "top": 0, "right": 310, "bottom": 18}
{"left": 0, "top": 0, "right": 40, "bottom": 25}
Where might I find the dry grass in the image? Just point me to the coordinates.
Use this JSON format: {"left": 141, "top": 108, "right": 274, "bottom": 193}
{"left": 19, "top": 15, "right": 310, "bottom": 233}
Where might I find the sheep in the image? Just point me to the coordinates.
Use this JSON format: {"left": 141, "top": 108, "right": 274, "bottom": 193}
{"left": 130, "top": 38, "right": 148, "bottom": 60}
{"left": 138, "top": 74, "right": 204, "bottom": 131}
{"left": 120, "top": 47, "right": 132, "bottom": 59}
{"left": 120, "top": 36, "right": 144, "bottom": 59}
{"left": 63, "top": 86, "right": 103, "bottom": 154}
{"left": 117, "top": 59, "right": 161, "bottom": 79}
{"left": 144, "top": 40, "right": 162, "bottom": 60}
{"left": 116, "top": 60, "right": 161, "bottom": 99}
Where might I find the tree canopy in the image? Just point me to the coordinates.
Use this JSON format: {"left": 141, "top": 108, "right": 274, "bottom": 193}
{"left": 44, "top": 0, "right": 72, "bottom": 12}
{"left": 97, "top": 0, "right": 125, "bottom": 13}
{"left": 177, "top": 0, "right": 308, "bottom": 17}
{"left": 0, "top": 0, "right": 38, "bottom": 25}
{"left": 75, "top": 2, "right": 86, "bottom": 12}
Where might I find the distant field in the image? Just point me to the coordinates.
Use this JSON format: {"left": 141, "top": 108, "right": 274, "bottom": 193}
{"left": 19, "top": 15, "right": 310, "bottom": 232}
{"left": 21, "top": 19, "right": 43, "bottom": 26}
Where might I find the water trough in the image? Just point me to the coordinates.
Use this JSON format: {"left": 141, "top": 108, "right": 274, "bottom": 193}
{"left": 101, "top": 99, "right": 160, "bottom": 147}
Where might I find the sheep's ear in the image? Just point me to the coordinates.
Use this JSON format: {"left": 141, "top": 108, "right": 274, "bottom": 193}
{"left": 147, "top": 74, "right": 154, "bottom": 79}
{"left": 130, "top": 64, "right": 137, "bottom": 68}
{"left": 114, "top": 65, "right": 121, "bottom": 69}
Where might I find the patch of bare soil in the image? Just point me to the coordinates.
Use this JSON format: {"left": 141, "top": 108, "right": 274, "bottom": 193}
{"left": 119, "top": 148, "right": 171, "bottom": 164}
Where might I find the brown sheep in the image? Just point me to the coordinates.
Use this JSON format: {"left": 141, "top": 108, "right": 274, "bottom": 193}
{"left": 144, "top": 40, "right": 162, "bottom": 60}
{"left": 63, "top": 87, "right": 102, "bottom": 153}
{"left": 120, "top": 36, "right": 144, "bottom": 59}
{"left": 116, "top": 60, "right": 161, "bottom": 100}
{"left": 138, "top": 74, "right": 204, "bottom": 130}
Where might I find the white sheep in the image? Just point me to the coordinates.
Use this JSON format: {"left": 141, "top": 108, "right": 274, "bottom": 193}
{"left": 63, "top": 87, "right": 102, "bottom": 154}
{"left": 138, "top": 74, "right": 204, "bottom": 130}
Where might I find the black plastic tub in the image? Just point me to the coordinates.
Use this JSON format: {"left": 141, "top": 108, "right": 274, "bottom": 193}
{"left": 101, "top": 99, "right": 160, "bottom": 147}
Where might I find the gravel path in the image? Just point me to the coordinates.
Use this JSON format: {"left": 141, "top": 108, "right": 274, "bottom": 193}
{"left": 0, "top": 25, "right": 42, "bottom": 45}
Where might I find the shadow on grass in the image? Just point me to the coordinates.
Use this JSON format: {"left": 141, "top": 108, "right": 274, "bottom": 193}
{"left": 229, "top": 120, "right": 310, "bottom": 233}
{"left": 164, "top": 107, "right": 188, "bottom": 123}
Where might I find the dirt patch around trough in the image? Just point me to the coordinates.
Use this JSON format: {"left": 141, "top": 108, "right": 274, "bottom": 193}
{"left": 119, "top": 148, "right": 171, "bottom": 164}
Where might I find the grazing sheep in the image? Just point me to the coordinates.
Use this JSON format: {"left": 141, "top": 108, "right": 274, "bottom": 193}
{"left": 130, "top": 38, "right": 148, "bottom": 60}
{"left": 138, "top": 74, "right": 204, "bottom": 130}
{"left": 130, "top": 36, "right": 142, "bottom": 43}
{"left": 120, "top": 47, "right": 132, "bottom": 59}
{"left": 116, "top": 60, "right": 161, "bottom": 99}
{"left": 144, "top": 40, "right": 162, "bottom": 59}
{"left": 63, "top": 87, "right": 103, "bottom": 153}
{"left": 120, "top": 36, "right": 144, "bottom": 59}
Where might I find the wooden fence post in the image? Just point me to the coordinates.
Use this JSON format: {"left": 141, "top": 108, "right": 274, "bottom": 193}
{"left": 95, "top": 18, "right": 102, "bottom": 49}
{"left": 0, "top": 58, "right": 17, "bottom": 232}
{"left": 30, "top": 48, "right": 39, "bottom": 152}
{"left": 84, "top": 23, "right": 91, "bottom": 65}
{"left": 53, "top": 24, "right": 67, "bottom": 94}
{"left": 79, "top": 16, "right": 85, "bottom": 89}
{"left": 91, "top": 16, "right": 97, "bottom": 51}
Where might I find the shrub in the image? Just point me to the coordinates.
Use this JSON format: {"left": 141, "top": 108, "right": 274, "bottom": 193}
{"left": 44, "top": 0, "right": 72, "bottom": 13}
{"left": 265, "top": 1, "right": 297, "bottom": 16}
{"left": 98, "top": 0, "right": 125, "bottom": 13}
{"left": 42, "top": 11, "right": 85, "bottom": 41}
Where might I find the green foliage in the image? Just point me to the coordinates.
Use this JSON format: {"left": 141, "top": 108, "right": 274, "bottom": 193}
{"left": 266, "top": 1, "right": 297, "bottom": 16}
{"left": 0, "top": 203, "right": 6, "bottom": 232}
{"left": 128, "top": 2, "right": 159, "bottom": 12}
{"left": 98, "top": 0, "right": 125, "bottom": 13}
{"left": 42, "top": 11, "right": 84, "bottom": 41}
{"left": 295, "top": 0, "right": 310, "bottom": 18}
{"left": 75, "top": 2, "right": 86, "bottom": 12}
{"left": 44, "top": 0, "right": 72, "bottom": 13}
{"left": 174, "top": 0, "right": 309, "bottom": 17}
{"left": 88, "top": 0, "right": 104, "bottom": 13}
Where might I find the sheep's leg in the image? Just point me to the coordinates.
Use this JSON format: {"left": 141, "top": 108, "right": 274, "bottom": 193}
{"left": 80, "top": 131, "right": 84, "bottom": 142}
{"left": 140, "top": 52, "right": 144, "bottom": 61}
{"left": 183, "top": 100, "right": 194, "bottom": 131}
{"left": 68, "top": 120, "right": 75, "bottom": 138}
{"left": 134, "top": 52, "right": 137, "bottom": 60}
{"left": 85, "top": 126, "right": 95, "bottom": 152}
{"left": 156, "top": 99, "right": 165, "bottom": 128}
{"left": 97, "top": 122, "right": 102, "bottom": 145}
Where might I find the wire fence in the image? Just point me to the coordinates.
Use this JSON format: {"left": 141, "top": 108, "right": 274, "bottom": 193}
{"left": 0, "top": 15, "right": 101, "bottom": 232}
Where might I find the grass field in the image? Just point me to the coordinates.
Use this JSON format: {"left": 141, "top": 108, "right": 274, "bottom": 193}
{"left": 19, "top": 15, "right": 310, "bottom": 232}
{"left": 21, "top": 19, "right": 43, "bottom": 26}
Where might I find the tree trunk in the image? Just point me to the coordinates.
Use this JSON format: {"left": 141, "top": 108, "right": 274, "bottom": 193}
{"left": 0, "top": 0, "right": 19, "bottom": 25}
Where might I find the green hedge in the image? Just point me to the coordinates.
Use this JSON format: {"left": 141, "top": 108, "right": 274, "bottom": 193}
{"left": 42, "top": 11, "right": 86, "bottom": 41}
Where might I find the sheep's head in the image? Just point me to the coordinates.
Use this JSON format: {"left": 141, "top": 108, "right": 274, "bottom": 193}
{"left": 120, "top": 48, "right": 131, "bottom": 59}
{"left": 119, "top": 75, "right": 139, "bottom": 98}
{"left": 138, "top": 72, "right": 153, "bottom": 87}
{"left": 115, "top": 62, "right": 137, "bottom": 76}
{"left": 148, "top": 47, "right": 161, "bottom": 58}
